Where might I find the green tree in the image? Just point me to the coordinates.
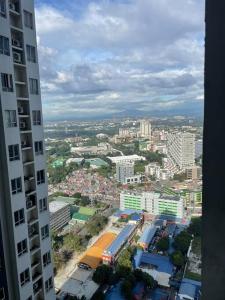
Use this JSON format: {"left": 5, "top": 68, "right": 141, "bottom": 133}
{"left": 173, "top": 173, "right": 186, "bottom": 182}
{"left": 91, "top": 290, "right": 105, "bottom": 300}
{"left": 171, "top": 250, "right": 185, "bottom": 267}
{"left": 173, "top": 231, "right": 192, "bottom": 254}
{"left": 121, "top": 279, "right": 132, "bottom": 300}
{"left": 142, "top": 272, "right": 156, "bottom": 289}
{"left": 92, "top": 265, "right": 113, "bottom": 285}
{"left": 73, "top": 192, "right": 82, "bottom": 199}
{"left": 63, "top": 234, "right": 84, "bottom": 252}
{"left": 156, "top": 237, "right": 170, "bottom": 252}
{"left": 187, "top": 217, "right": 201, "bottom": 237}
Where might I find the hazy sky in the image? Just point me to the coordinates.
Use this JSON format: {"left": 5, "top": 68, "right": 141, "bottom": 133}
{"left": 35, "top": 0, "right": 205, "bottom": 120}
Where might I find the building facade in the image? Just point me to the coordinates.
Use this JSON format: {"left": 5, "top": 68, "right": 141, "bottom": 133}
{"left": 116, "top": 162, "right": 134, "bottom": 183}
{"left": 139, "top": 120, "right": 151, "bottom": 138}
{"left": 49, "top": 201, "right": 70, "bottom": 231}
{"left": 167, "top": 132, "right": 195, "bottom": 171}
{"left": 0, "top": 1, "right": 55, "bottom": 299}
{"left": 120, "top": 192, "right": 184, "bottom": 220}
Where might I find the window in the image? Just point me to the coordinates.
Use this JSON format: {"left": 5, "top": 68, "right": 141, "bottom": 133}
{"left": 8, "top": 144, "right": 20, "bottom": 161}
{"left": 14, "top": 209, "right": 25, "bottom": 226}
{"left": 41, "top": 225, "right": 49, "bottom": 240}
{"left": 24, "top": 10, "right": 33, "bottom": 29}
{"left": 0, "top": 35, "right": 9, "bottom": 56}
{"left": 37, "top": 170, "right": 45, "bottom": 185}
{"left": 34, "top": 141, "right": 43, "bottom": 155}
{"left": 29, "top": 78, "right": 38, "bottom": 94}
{"left": 39, "top": 198, "right": 47, "bottom": 212}
{"left": 5, "top": 110, "right": 17, "bottom": 127}
{"left": 17, "top": 239, "right": 27, "bottom": 256}
{"left": 0, "top": 0, "right": 6, "bottom": 18}
{"left": 20, "top": 268, "right": 30, "bottom": 286}
{"left": 45, "top": 277, "right": 53, "bottom": 293}
{"left": 32, "top": 110, "right": 41, "bottom": 125}
{"left": 0, "top": 288, "right": 5, "bottom": 300}
{"left": 1, "top": 73, "right": 13, "bottom": 92}
{"left": 43, "top": 251, "right": 51, "bottom": 267}
{"left": 11, "top": 177, "right": 22, "bottom": 194}
{"left": 26, "top": 45, "right": 36, "bottom": 63}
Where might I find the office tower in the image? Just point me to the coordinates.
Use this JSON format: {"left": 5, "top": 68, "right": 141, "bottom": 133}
{"left": 167, "top": 132, "right": 195, "bottom": 171}
{"left": 0, "top": 1, "right": 55, "bottom": 299}
{"left": 139, "top": 119, "right": 151, "bottom": 138}
{"left": 195, "top": 139, "right": 203, "bottom": 159}
{"left": 116, "top": 162, "right": 134, "bottom": 183}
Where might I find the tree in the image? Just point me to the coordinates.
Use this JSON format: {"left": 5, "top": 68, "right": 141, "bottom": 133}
{"left": 171, "top": 250, "right": 185, "bottom": 267}
{"left": 142, "top": 272, "right": 156, "bottom": 289}
{"left": 173, "top": 231, "right": 192, "bottom": 254}
{"left": 156, "top": 237, "right": 170, "bottom": 252}
{"left": 187, "top": 217, "right": 201, "bottom": 237}
{"left": 91, "top": 290, "right": 105, "bottom": 300}
{"left": 63, "top": 234, "right": 84, "bottom": 252}
{"left": 92, "top": 265, "right": 113, "bottom": 285}
{"left": 73, "top": 192, "right": 82, "bottom": 199}
{"left": 121, "top": 279, "right": 133, "bottom": 300}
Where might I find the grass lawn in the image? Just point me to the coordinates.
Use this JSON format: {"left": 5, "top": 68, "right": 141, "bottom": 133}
{"left": 185, "top": 270, "right": 201, "bottom": 282}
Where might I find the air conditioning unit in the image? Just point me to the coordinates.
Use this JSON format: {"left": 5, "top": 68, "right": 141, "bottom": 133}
{"left": 27, "top": 200, "right": 33, "bottom": 209}
{"left": 33, "top": 283, "right": 39, "bottom": 290}
{"left": 18, "top": 107, "right": 24, "bottom": 114}
{"left": 9, "top": 3, "right": 16, "bottom": 11}
{"left": 20, "top": 121, "right": 26, "bottom": 129}
{"left": 12, "top": 39, "right": 21, "bottom": 48}
{"left": 28, "top": 226, "right": 35, "bottom": 237}
{"left": 21, "top": 140, "right": 27, "bottom": 147}
{"left": 13, "top": 52, "right": 22, "bottom": 63}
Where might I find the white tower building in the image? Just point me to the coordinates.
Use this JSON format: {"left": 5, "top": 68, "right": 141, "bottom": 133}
{"left": 139, "top": 119, "right": 151, "bottom": 138}
{"left": 0, "top": 1, "right": 55, "bottom": 299}
{"left": 167, "top": 132, "right": 195, "bottom": 171}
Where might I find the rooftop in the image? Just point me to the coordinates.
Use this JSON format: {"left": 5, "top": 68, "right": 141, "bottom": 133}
{"left": 178, "top": 278, "right": 201, "bottom": 299}
{"left": 104, "top": 224, "right": 136, "bottom": 256}
{"left": 134, "top": 250, "right": 174, "bottom": 275}
{"left": 138, "top": 225, "right": 157, "bottom": 245}
{"left": 49, "top": 201, "right": 70, "bottom": 214}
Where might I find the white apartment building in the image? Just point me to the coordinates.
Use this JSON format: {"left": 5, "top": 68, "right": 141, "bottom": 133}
{"left": 49, "top": 201, "right": 70, "bottom": 231}
{"left": 139, "top": 119, "right": 151, "bottom": 138}
{"left": 167, "top": 132, "right": 195, "bottom": 171}
{"left": 116, "top": 162, "right": 134, "bottom": 183}
{"left": 0, "top": 1, "right": 55, "bottom": 299}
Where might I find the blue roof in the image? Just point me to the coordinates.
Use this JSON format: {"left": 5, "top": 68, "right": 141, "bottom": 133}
{"left": 134, "top": 250, "right": 174, "bottom": 275}
{"left": 166, "top": 224, "right": 177, "bottom": 235}
{"left": 130, "top": 213, "right": 142, "bottom": 221}
{"left": 178, "top": 278, "right": 201, "bottom": 298}
{"left": 114, "top": 209, "right": 143, "bottom": 217}
{"left": 138, "top": 225, "right": 157, "bottom": 245}
{"left": 104, "top": 225, "right": 136, "bottom": 256}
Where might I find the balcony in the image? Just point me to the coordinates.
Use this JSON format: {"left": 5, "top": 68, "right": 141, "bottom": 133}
{"left": 30, "top": 244, "right": 40, "bottom": 255}
{"left": 33, "top": 278, "right": 43, "bottom": 296}
{"left": 32, "top": 271, "right": 42, "bottom": 282}
{"left": 26, "top": 196, "right": 36, "bottom": 210}
{"left": 12, "top": 37, "right": 23, "bottom": 50}
{"left": 9, "top": 1, "right": 20, "bottom": 14}
{"left": 28, "top": 223, "right": 39, "bottom": 239}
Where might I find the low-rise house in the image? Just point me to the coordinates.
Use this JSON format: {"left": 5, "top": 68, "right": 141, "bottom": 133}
{"left": 177, "top": 278, "right": 201, "bottom": 300}
{"left": 134, "top": 250, "right": 174, "bottom": 287}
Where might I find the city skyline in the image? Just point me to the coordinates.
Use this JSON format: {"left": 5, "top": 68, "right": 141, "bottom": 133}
{"left": 35, "top": 0, "right": 205, "bottom": 121}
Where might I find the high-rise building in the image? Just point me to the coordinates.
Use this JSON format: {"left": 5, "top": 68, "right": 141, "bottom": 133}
{"left": 0, "top": 1, "right": 55, "bottom": 299}
{"left": 139, "top": 119, "right": 151, "bottom": 138}
{"left": 116, "top": 162, "right": 134, "bottom": 183}
{"left": 120, "top": 191, "right": 184, "bottom": 221}
{"left": 167, "top": 132, "right": 195, "bottom": 171}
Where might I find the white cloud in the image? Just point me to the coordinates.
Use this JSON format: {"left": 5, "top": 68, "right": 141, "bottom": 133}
{"left": 35, "top": 0, "right": 204, "bottom": 120}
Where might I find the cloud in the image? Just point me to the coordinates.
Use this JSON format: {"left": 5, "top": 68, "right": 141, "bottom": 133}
{"left": 35, "top": 0, "right": 204, "bottom": 120}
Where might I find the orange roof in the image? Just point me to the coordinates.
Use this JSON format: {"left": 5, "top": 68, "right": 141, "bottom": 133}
{"left": 79, "top": 232, "right": 117, "bottom": 269}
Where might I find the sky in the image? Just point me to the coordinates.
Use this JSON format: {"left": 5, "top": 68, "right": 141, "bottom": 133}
{"left": 35, "top": 0, "right": 205, "bottom": 121}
